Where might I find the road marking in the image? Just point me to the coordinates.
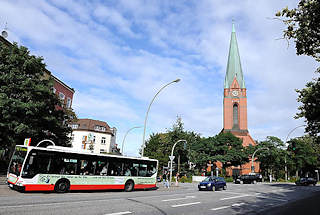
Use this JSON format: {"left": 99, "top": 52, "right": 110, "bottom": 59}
{"left": 211, "top": 203, "right": 246, "bottom": 211}
{"left": 232, "top": 203, "right": 245, "bottom": 207}
{"left": 171, "top": 202, "right": 201, "bottom": 207}
{"left": 104, "top": 212, "right": 132, "bottom": 215}
{"left": 224, "top": 191, "right": 248, "bottom": 195}
{"left": 162, "top": 196, "right": 195, "bottom": 202}
{"left": 256, "top": 195, "right": 287, "bottom": 202}
{"left": 220, "top": 194, "right": 250, "bottom": 200}
{"left": 211, "top": 206, "right": 230, "bottom": 211}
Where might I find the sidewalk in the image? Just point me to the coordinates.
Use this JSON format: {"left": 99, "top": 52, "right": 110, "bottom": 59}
{"left": 156, "top": 182, "right": 196, "bottom": 191}
{"left": 0, "top": 175, "right": 6, "bottom": 185}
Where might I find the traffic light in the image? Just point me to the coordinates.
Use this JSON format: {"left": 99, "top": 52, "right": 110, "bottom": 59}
{"left": 292, "top": 142, "right": 296, "bottom": 151}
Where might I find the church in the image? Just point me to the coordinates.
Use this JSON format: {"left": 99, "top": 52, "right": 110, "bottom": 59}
{"left": 221, "top": 23, "right": 259, "bottom": 176}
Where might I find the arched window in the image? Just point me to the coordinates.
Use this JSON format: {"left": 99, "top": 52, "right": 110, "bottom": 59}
{"left": 233, "top": 103, "right": 239, "bottom": 128}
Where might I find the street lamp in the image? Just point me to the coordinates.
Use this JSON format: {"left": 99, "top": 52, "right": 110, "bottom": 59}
{"left": 141, "top": 78, "right": 181, "bottom": 157}
{"left": 251, "top": 147, "right": 269, "bottom": 173}
{"left": 169, "top": 139, "right": 187, "bottom": 187}
{"left": 121, "top": 126, "right": 142, "bottom": 155}
{"left": 284, "top": 125, "right": 305, "bottom": 181}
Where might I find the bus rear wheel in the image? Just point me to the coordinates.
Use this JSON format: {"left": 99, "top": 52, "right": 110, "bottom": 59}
{"left": 54, "top": 179, "right": 70, "bottom": 193}
{"left": 124, "top": 180, "right": 134, "bottom": 192}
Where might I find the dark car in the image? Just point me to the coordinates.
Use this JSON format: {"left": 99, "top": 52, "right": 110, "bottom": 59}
{"left": 295, "top": 177, "right": 317, "bottom": 186}
{"left": 235, "top": 174, "right": 262, "bottom": 184}
{"left": 198, "top": 176, "right": 227, "bottom": 191}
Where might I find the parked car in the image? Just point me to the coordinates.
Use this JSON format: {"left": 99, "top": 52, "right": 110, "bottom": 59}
{"left": 295, "top": 177, "right": 317, "bottom": 186}
{"left": 198, "top": 176, "right": 227, "bottom": 191}
{"left": 234, "top": 174, "right": 262, "bottom": 184}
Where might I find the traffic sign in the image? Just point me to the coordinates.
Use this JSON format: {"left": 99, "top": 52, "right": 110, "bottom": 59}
{"left": 169, "top": 156, "right": 175, "bottom": 161}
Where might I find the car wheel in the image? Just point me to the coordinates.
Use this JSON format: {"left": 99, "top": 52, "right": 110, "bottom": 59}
{"left": 253, "top": 180, "right": 257, "bottom": 184}
{"left": 223, "top": 185, "right": 227, "bottom": 190}
{"left": 240, "top": 181, "right": 243, "bottom": 184}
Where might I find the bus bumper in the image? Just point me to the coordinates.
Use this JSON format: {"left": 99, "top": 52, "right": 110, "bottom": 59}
{"left": 8, "top": 182, "right": 25, "bottom": 192}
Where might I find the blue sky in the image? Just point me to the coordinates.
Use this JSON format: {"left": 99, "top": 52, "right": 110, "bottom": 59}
{"left": 1, "top": 0, "right": 318, "bottom": 156}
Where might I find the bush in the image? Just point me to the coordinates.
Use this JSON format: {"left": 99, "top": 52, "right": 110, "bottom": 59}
{"left": 179, "top": 175, "right": 192, "bottom": 183}
{"left": 224, "top": 177, "right": 234, "bottom": 183}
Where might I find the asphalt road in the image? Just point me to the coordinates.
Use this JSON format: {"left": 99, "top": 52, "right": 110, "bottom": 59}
{"left": 0, "top": 182, "right": 319, "bottom": 215}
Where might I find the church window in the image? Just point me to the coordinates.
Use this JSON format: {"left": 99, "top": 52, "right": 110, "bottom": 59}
{"left": 233, "top": 103, "right": 239, "bottom": 127}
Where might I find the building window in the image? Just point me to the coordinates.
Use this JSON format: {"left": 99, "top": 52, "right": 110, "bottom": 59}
{"left": 72, "top": 124, "right": 79, "bottom": 129}
{"left": 101, "top": 137, "right": 106, "bottom": 145}
{"left": 59, "top": 92, "right": 65, "bottom": 101}
{"left": 100, "top": 149, "right": 105, "bottom": 153}
{"left": 66, "top": 97, "right": 72, "bottom": 108}
{"left": 233, "top": 103, "right": 239, "bottom": 128}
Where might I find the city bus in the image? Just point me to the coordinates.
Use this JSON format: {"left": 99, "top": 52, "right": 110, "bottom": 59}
{"left": 7, "top": 141, "right": 158, "bottom": 193}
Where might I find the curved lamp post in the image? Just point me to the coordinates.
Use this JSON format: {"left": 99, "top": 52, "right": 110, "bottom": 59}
{"left": 169, "top": 139, "right": 187, "bottom": 186}
{"left": 284, "top": 125, "right": 305, "bottom": 180}
{"left": 251, "top": 147, "right": 269, "bottom": 173}
{"left": 141, "top": 78, "right": 181, "bottom": 157}
{"left": 121, "top": 126, "right": 142, "bottom": 155}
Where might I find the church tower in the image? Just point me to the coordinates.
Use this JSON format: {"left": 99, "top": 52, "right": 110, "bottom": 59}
{"left": 222, "top": 22, "right": 258, "bottom": 174}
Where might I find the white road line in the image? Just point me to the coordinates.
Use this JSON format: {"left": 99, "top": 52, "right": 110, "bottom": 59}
{"left": 232, "top": 203, "right": 245, "bottom": 207}
{"left": 256, "top": 195, "right": 287, "bottom": 202}
{"left": 211, "top": 206, "right": 230, "bottom": 211}
{"left": 104, "top": 212, "right": 132, "bottom": 215}
{"left": 162, "top": 196, "right": 195, "bottom": 202}
{"left": 171, "top": 202, "right": 201, "bottom": 208}
{"left": 211, "top": 203, "right": 246, "bottom": 211}
{"left": 220, "top": 194, "right": 250, "bottom": 200}
{"left": 224, "top": 191, "right": 248, "bottom": 195}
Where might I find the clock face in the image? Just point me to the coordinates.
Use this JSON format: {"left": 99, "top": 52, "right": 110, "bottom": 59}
{"left": 232, "top": 90, "right": 239, "bottom": 96}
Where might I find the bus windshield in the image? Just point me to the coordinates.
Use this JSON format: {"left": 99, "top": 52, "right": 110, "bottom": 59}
{"left": 8, "top": 146, "right": 28, "bottom": 176}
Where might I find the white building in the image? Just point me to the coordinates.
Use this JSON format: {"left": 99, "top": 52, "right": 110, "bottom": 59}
{"left": 70, "top": 119, "right": 118, "bottom": 154}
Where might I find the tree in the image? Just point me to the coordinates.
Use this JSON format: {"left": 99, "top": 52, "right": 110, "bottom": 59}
{"left": 287, "top": 136, "right": 319, "bottom": 177}
{"left": 0, "top": 42, "right": 74, "bottom": 154}
{"left": 143, "top": 117, "right": 201, "bottom": 174}
{"left": 255, "top": 136, "right": 285, "bottom": 179}
{"left": 276, "top": 0, "right": 320, "bottom": 61}
{"left": 276, "top": 1, "right": 320, "bottom": 140}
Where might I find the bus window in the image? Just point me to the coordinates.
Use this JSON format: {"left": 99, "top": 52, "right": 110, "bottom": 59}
{"left": 107, "top": 159, "right": 123, "bottom": 176}
{"left": 147, "top": 161, "right": 157, "bottom": 176}
{"left": 80, "top": 159, "right": 96, "bottom": 175}
{"left": 96, "top": 160, "right": 108, "bottom": 175}
{"left": 8, "top": 147, "right": 27, "bottom": 176}
{"left": 138, "top": 164, "right": 147, "bottom": 177}
{"left": 22, "top": 151, "right": 52, "bottom": 178}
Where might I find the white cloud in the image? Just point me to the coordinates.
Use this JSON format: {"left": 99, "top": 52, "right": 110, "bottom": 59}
{"left": 1, "top": 0, "right": 317, "bottom": 156}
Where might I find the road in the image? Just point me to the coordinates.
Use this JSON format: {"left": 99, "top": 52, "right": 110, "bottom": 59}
{"left": 0, "top": 182, "right": 319, "bottom": 215}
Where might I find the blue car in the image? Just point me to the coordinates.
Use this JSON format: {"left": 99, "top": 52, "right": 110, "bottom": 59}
{"left": 198, "top": 176, "right": 227, "bottom": 191}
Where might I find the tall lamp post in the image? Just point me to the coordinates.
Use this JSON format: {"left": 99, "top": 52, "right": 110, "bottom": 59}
{"left": 169, "top": 139, "right": 187, "bottom": 186}
{"left": 121, "top": 126, "right": 142, "bottom": 155}
{"left": 251, "top": 147, "right": 269, "bottom": 173}
{"left": 284, "top": 125, "right": 305, "bottom": 181}
{"left": 141, "top": 78, "right": 181, "bottom": 157}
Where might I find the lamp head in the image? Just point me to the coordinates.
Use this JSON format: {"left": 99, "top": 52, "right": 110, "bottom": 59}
{"left": 174, "top": 78, "right": 181, "bottom": 83}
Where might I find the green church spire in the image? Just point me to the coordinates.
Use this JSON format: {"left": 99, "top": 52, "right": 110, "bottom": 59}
{"left": 224, "top": 22, "right": 245, "bottom": 89}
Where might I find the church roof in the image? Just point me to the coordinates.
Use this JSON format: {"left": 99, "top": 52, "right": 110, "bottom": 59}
{"left": 224, "top": 22, "right": 245, "bottom": 89}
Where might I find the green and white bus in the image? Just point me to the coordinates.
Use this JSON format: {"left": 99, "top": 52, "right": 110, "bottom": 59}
{"left": 7, "top": 141, "right": 158, "bottom": 192}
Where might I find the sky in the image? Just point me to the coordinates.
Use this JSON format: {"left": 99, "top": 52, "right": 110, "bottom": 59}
{"left": 0, "top": 0, "right": 318, "bottom": 156}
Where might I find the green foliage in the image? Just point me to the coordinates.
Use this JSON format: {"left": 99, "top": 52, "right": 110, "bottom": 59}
{"left": 295, "top": 76, "right": 320, "bottom": 140}
{"left": 276, "top": 0, "right": 320, "bottom": 61}
{"left": 276, "top": 1, "right": 320, "bottom": 140}
{"left": 255, "top": 136, "right": 285, "bottom": 179}
{"left": 287, "top": 136, "right": 319, "bottom": 174}
{"left": 0, "top": 42, "right": 74, "bottom": 152}
{"left": 178, "top": 175, "right": 192, "bottom": 183}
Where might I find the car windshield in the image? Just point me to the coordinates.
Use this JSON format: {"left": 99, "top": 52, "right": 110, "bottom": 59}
{"left": 8, "top": 146, "right": 28, "bottom": 176}
{"left": 203, "top": 176, "right": 215, "bottom": 182}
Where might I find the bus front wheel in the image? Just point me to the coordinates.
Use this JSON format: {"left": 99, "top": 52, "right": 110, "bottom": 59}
{"left": 54, "top": 179, "right": 70, "bottom": 193}
{"left": 124, "top": 180, "right": 134, "bottom": 192}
